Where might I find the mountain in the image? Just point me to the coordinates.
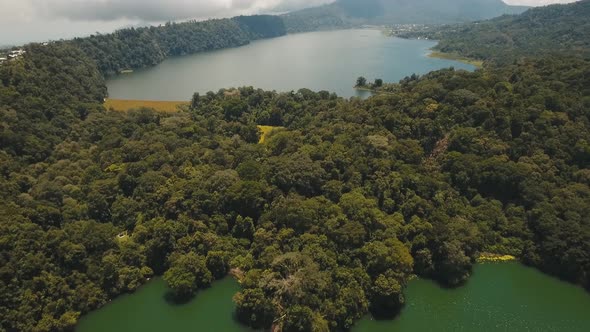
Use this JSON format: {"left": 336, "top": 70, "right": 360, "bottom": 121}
{"left": 283, "top": 0, "right": 529, "bottom": 32}
{"left": 404, "top": 0, "right": 590, "bottom": 63}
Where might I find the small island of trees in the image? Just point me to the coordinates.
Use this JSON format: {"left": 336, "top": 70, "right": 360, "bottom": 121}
{"left": 355, "top": 76, "right": 384, "bottom": 90}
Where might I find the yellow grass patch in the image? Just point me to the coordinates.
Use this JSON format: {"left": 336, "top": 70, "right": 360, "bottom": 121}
{"left": 477, "top": 253, "right": 517, "bottom": 263}
{"left": 258, "top": 125, "right": 283, "bottom": 144}
{"left": 104, "top": 99, "right": 188, "bottom": 113}
{"left": 426, "top": 102, "right": 439, "bottom": 112}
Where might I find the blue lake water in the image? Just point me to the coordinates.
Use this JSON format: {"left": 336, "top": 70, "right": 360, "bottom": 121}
{"left": 106, "top": 29, "right": 475, "bottom": 100}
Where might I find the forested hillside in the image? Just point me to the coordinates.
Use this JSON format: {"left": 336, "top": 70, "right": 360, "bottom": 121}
{"left": 1, "top": 1, "right": 590, "bottom": 331}
{"left": 1, "top": 38, "right": 589, "bottom": 330}
{"left": 399, "top": 0, "right": 590, "bottom": 63}
{"left": 69, "top": 15, "right": 286, "bottom": 76}
{"left": 283, "top": 0, "right": 528, "bottom": 32}
{"left": 0, "top": 43, "right": 106, "bottom": 163}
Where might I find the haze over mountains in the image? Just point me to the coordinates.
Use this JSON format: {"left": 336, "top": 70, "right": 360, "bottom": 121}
{"left": 283, "top": 0, "right": 530, "bottom": 32}
{"left": 4, "top": 0, "right": 577, "bottom": 45}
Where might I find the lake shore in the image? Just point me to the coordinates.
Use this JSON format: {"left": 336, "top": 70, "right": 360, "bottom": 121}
{"left": 353, "top": 85, "right": 397, "bottom": 96}
{"left": 353, "top": 86, "right": 373, "bottom": 92}
{"left": 428, "top": 51, "right": 484, "bottom": 68}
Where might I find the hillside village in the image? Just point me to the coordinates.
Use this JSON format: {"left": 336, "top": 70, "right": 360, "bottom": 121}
{"left": 0, "top": 49, "right": 26, "bottom": 64}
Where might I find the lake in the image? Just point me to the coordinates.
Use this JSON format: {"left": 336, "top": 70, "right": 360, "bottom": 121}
{"left": 354, "top": 263, "right": 590, "bottom": 332}
{"left": 106, "top": 29, "right": 476, "bottom": 100}
{"left": 76, "top": 277, "right": 252, "bottom": 332}
{"left": 77, "top": 262, "right": 590, "bottom": 332}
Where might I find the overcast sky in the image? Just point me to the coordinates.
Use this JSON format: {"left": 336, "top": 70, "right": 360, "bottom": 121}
{"left": 0, "top": 0, "right": 579, "bottom": 45}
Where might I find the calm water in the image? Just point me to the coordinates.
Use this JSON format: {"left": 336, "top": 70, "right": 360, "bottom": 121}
{"left": 354, "top": 263, "right": 590, "bottom": 332}
{"left": 106, "top": 29, "right": 475, "bottom": 100}
{"left": 77, "top": 263, "right": 590, "bottom": 332}
{"left": 76, "top": 277, "right": 252, "bottom": 332}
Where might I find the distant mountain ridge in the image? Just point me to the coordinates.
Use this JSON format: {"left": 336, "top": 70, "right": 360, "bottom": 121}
{"left": 283, "top": 0, "right": 529, "bottom": 32}
{"left": 402, "top": 0, "right": 590, "bottom": 63}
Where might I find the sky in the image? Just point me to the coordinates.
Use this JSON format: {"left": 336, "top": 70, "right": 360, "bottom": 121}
{"left": 0, "top": 0, "right": 580, "bottom": 45}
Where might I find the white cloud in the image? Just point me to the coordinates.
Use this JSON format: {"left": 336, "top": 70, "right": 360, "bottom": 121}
{"left": 1, "top": 0, "right": 334, "bottom": 22}
{"left": 0, "top": 0, "right": 580, "bottom": 45}
{"left": 503, "top": 0, "right": 578, "bottom": 6}
{"left": 0, "top": 0, "right": 332, "bottom": 44}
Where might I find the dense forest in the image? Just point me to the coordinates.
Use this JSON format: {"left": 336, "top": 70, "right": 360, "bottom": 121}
{"left": 1, "top": 1, "right": 590, "bottom": 331}
{"left": 2, "top": 47, "right": 590, "bottom": 332}
{"left": 68, "top": 15, "right": 286, "bottom": 76}
{"left": 0, "top": 43, "right": 106, "bottom": 163}
{"left": 398, "top": 0, "right": 590, "bottom": 64}
{"left": 283, "top": 0, "right": 528, "bottom": 32}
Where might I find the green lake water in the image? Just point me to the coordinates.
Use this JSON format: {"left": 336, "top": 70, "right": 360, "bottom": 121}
{"left": 76, "top": 277, "right": 252, "bottom": 332}
{"left": 106, "top": 29, "right": 476, "bottom": 100}
{"left": 77, "top": 262, "right": 590, "bottom": 332}
{"left": 354, "top": 262, "right": 590, "bottom": 332}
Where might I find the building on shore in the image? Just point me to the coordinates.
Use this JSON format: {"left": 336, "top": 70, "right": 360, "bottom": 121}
{"left": 8, "top": 49, "right": 25, "bottom": 59}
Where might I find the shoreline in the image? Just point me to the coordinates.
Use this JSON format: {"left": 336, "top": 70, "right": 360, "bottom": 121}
{"left": 428, "top": 50, "right": 484, "bottom": 68}
{"left": 354, "top": 86, "right": 374, "bottom": 91}
{"left": 353, "top": 86, "right": 397, "bottom": 96}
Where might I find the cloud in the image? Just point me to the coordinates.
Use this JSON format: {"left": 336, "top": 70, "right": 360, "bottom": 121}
{"left": 0, "top": 0, "right": 579, "bottom": 44}
{"left": 24, "top": 0, "right": 334, "bottom": 22}
{"left": 1, "top": 1, "right": 579, "bottom": 23}
{"left": 503, "top": 0, "right": 578, "bottom": 6}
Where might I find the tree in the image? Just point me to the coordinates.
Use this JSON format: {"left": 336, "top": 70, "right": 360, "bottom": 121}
{"left": 236, "top": 160, "right": 263, "bottom": 181}
{"left": 191, "top": 92, "right": 201, "bottom": 109}
{"left": 361, "top": 239, "right": 413, "bottom": 278}
{"left": 370, "top": 274, "right": 404, "bottom": 318}
{"left": 356, "top": 76, "right": 367, "bottom": 87}
{"left": 222, "top": 98, "right": 249, "bottom": 121}
{"left": 435, "top": 241, "right": 472, "bottom": 287}
{"left": 206, "top": 251, "right": 230, "bottom": 279}
{"left": 164, "top": 265, "right": 197, "bottom": 299}
{"left": 225, "top": 181, "right": 267, "bottom": 219}
{"left": 234, "top": 288, "right": 277, "bottom": 329}
{"left": 232, "top": 215, "right": 255, "bottom": 240}
{"left": 164, "top": 252, "right": 212, "bottom": 300}
{"left": 339, "top": 190, "right": 384, "bottom": 231}
{"left": 283, "top": 305, "right": 329, "bottom": 332}
{"left": 374, "top": 78, "right": 383, "bottom": 87}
